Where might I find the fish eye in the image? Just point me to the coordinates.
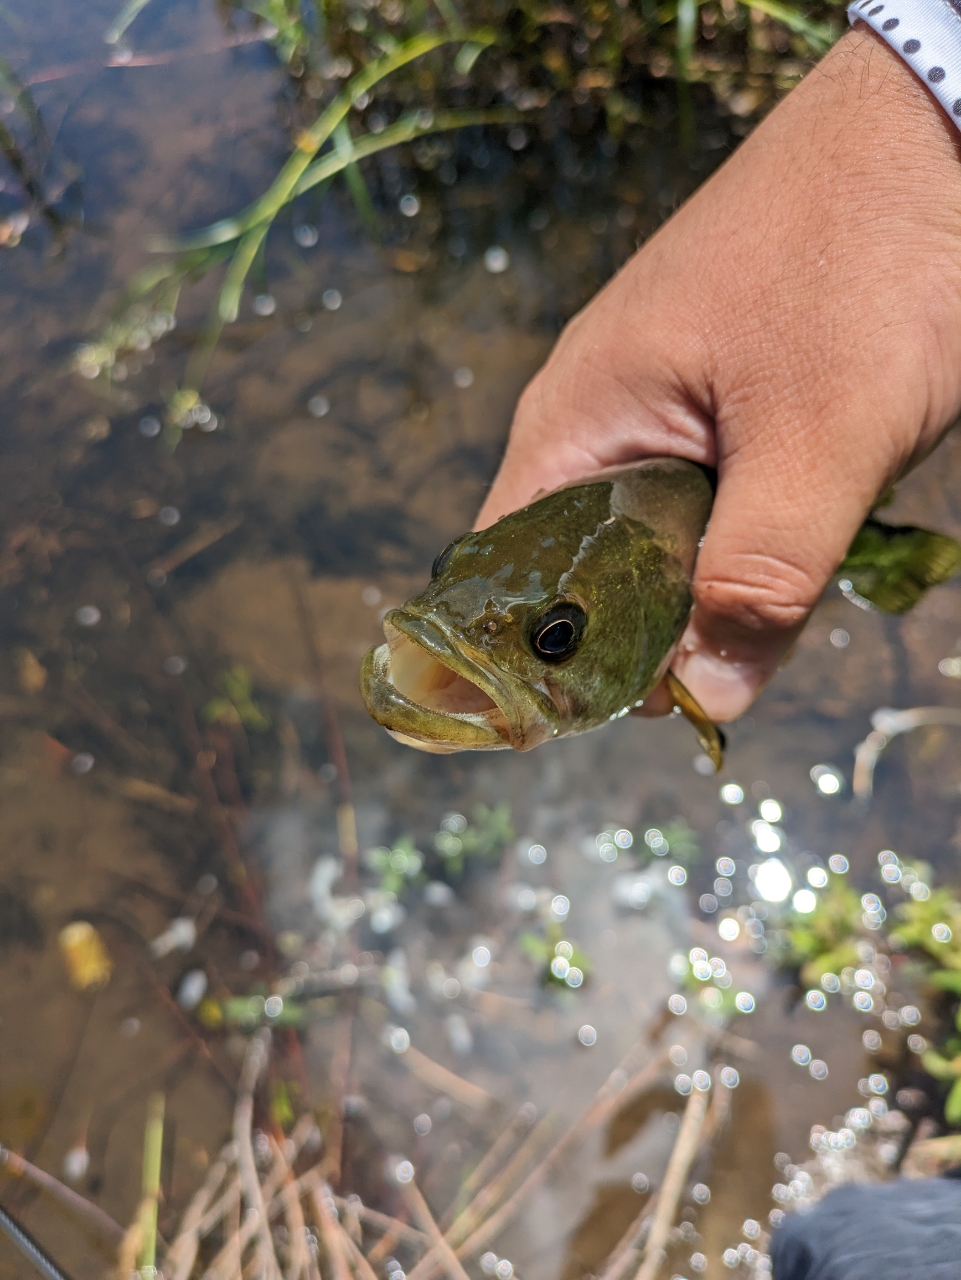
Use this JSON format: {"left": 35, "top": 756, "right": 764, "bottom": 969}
{"left": 431, "top": 537, "right": 462, "bottom": 579}
{"left": 530, "top": 602, "right": 587, "bottom": 663}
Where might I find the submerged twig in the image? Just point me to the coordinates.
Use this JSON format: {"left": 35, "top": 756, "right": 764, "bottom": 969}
{"left": 309, "top": 1183, "right": 352, "bottom": 1280}
{"left": 235, "top": 1031, "right": 281, "bottom": 1280}
{"left": 61, "top": 679, "right": 151, "bottom": 762}
{"left": 596, "top": 1200, "right": 656, "bottom": 1280}
{"left": 438, "top": 1105, "right": 535, "bottom": 1230}
{"left": 147, "top": 515, "right": 243, "bottom": 578}
{"left": 408, "top": 1050, "right": 670, "bottom": 1280}
{"left": 333, "top": 1198, "right": 428, "bottom": 1249}
{"left": 633, "top": 1088, "right": 709, "bottom": 1280}
{"left": 163, "top": 1142, "right": 237, "bottom": 1280}
{"left": 440, "top": 1116, "right": 555, "bottom": 1251}
{"left": 341, "top": 1225, "right": 381, "bottom": 1280}
{"left": 0, "top": 1144, "right": 124, "bottom": 1246}
{"left": 853, "top": 706, "right": 961, "bottom": 801}
{"left": 399, "top": 1045, "right": 492, "bottom": 1113}
{"left": 401, "top": 1181, "right": 473, "bottom": 1280}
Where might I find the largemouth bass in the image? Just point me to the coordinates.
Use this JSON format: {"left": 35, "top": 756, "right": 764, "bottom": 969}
{"left": 359, "top": 459, "right": 961, "bottom": 767}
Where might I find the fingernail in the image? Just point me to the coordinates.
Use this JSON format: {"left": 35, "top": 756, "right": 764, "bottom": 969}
{"left": 671, "top": 645, "right": 769, "bottom": 723}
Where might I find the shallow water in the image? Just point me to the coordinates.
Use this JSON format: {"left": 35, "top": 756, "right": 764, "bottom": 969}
{"left": 2, "top": 3, "right": 961, "bottom": 1278}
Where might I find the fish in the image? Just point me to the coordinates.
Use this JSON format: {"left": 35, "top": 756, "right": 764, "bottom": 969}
{"left": 359, "top": 459, "right": 961, "bottom": 767}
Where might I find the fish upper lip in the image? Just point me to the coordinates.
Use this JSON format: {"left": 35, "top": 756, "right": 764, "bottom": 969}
{"left": 368, "top": 606, "right": 559, "bottom": 750}
{"left": 386, "top": 608, "right": 512, "bottom": 709}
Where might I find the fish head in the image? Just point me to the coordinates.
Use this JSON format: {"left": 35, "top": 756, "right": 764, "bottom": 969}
{"left": 360, "top": 460, "right": 710, "bottom": 753}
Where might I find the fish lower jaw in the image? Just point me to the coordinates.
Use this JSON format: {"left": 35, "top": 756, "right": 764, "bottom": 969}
{"left": 359, "top": 641, "right": 513, "bottom": 752}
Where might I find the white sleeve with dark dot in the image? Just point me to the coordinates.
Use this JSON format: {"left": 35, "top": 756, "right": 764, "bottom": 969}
{"left": 848, "top": 0, "right": 961, "bottom": 125}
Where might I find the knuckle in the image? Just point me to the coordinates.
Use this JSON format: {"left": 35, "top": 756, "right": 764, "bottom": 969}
{"left": 694, "top": 556, "right": 824, "bottom": 633}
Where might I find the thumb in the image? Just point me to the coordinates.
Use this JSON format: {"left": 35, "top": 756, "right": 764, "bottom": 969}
{"left": 670, "top": 414, "right": 893, "bottom": 722}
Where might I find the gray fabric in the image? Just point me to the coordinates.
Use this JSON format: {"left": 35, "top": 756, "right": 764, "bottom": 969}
{"left": 771, "top": 1178, "right": 961, "bottom": 1280}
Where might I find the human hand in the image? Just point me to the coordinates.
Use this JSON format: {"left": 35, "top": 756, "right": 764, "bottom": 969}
{"left": 475, "top": 27, "right": 961, "bottom": 722}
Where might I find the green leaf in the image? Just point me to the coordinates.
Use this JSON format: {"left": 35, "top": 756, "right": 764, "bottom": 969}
{"left": 104, "top": 0, "right": 155, "bottom": 44}
{"left": 946, "top": 1076, "right": 961, "bottom": 1126}
{"left": 149, "top": 31, "right": 496, "bottom": 254}
{"left": 676, "top": 0, "right": 697, "bottom": 78}
{"left": 922, "top": 1050, "right": 959, "bottom": 1082}
{"left": 218, "top": 222, "right": 270, "bottom": 323}
{"left": 432, "top": 0, "right": 462, "bottom": 30}
{"left": 930, "top": 970, "right": 961, "bottom": 995}
{"left": 455, "top": 39, "right": 490, "bottom": 74}
{"left": 293, "top": 107, "right": 518, "bottom": 197}
{"left": 840, "top": 519, "right": 961, "bottom": 614}
{"left": 335, "top": 121, "right": 379, "bottom": 236}
{"left": 736, "top": 0, "right": 836, "bottom": 51}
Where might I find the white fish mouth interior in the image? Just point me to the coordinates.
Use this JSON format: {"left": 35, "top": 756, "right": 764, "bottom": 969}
{"left": 388, "top": 632, "right": 500, "bottom": 717}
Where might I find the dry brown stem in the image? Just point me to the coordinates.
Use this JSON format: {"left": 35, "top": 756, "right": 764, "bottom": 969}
{"left": 164, "top": 1143, "right": 237, "bottom": 1280}
{"left": 0, "top": 1142, "right": 124, "bottom": 1245}
{"left": 437, "top": 1105, "right": 535, "bottom": 1232}
{"left": 116, "top": 1217, "right": 142, "bottom": 1280}
{"left": 401, "top": 1181, "right": 473, "bottom": 1280}
{"left": 633, "top": 1088, "right": 710, "bottom": 1280}
{"left": 399, "top": 1045, "right": 492, "bottom": 1112}
{"left": 342, "top": 1224, "right": 383, "bottom": 1280}
{"left": 442, "top": 1117, "right": 555, "bottom": 1251}
{"left": 334, "top": 1198, "right": 428, "bottom": 1249}
{"left": 596, "top": 1200, "right": 656, "bottom": 1280}
{"left": 407, "top": 1049, "right": 669, "bottom": 1280}
{"left": 147, "top": 516, "right": 243, "bottom": 577}
{"left": 310, "top": 1183, "right": 353, "bottom": 1280}
{"left": 234, "top": 1030, "right": 281, "bottom": 1280}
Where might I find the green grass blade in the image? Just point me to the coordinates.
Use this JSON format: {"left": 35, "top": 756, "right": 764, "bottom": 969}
{"left": 137, "top": 1093, "right": 164, "bottom": 1278}
{"left": 293, "top": 107, "right": 518, "bottom": 197}
{"left": 147, "top": 30, "right": 497, "bottom": 254}
{"left": 432, "top": 0, "right": 462, "bottom": 30}
{"left": 676, "top": 0, "right": 696, "bottom": 78}
{"left": 218, "top": 222, "right": 270, "bottom": 323}
{"left": 0, "top": 54, "right": 46, "bottom": 148}
{"left": 335, "top": 121, "right": 380, "bottom": 235}
{"left": 736, "top": 0, "right": 836, "bottom": 50}
{"left": 180, "top": 310, "right": 226, "bottom": 410}
{"left": 454, "top": 41, "right": 486, "bottom": 74}
{"left": 104, "top": 0, "right": 155, "bottom": 44}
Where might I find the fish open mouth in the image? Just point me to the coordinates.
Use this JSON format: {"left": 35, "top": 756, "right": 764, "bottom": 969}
{"left": 360, "top": 614, "right": 515, "bottom": 753}
{"left": 388, "top": 626, "right": 500, "bottom": 717}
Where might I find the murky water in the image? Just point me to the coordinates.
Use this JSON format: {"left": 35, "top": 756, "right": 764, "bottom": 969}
{"left": 2, "top": 3, "right": 961, "bottom": 1278}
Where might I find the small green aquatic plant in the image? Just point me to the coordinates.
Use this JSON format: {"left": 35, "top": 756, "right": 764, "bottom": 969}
{"left": 890, "top": 888, "right": 961, "bottom": 970}
{"left": 639, "top": 818, "right": 701, "bottom": 868}
{"left": 432, "top": 803, "right": 513, "bottom": 874}
{"left": 364, "top": 835, "right": 426, "bottom": 894}
{"left": 520, "top": 925, "right": 590, "bottom": 989}
{"left": 0, "top": 54, "right": 68, "bottom": 243}
{"left": 780, "top": 872, "right": 863, "bottom": 987}
{"left": 202, "top": 665, "right": 271, "bottom": 730}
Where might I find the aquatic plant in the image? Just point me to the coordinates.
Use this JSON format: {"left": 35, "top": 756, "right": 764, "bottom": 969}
{"left": 77, "top": 29, "right": 514, "bottom": 439}
{"left": 77, "top": 0, "right": 844, "bottom": 434}
{"left": 890, "top": 888, "right": 961, "bottom": 970}
{"left": 779, "top": 872, "right": 863, "bottom": 987}
{"left": 0, "top": 55, "right": 64, "bottom": 244}
{"left": 365, "top": 834, "right": 427, "bottom": 894}
{"left": 433, "top": 803, "right": 513, "bottom": 874}
{"left": 202, "top": 664, "right": 271, "bottom": 730}
{"left": 519, "top": 926, "right": 590, "bottom": 988}
{"left": 639, "top": 817, "right": 700, "bottom": 867}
